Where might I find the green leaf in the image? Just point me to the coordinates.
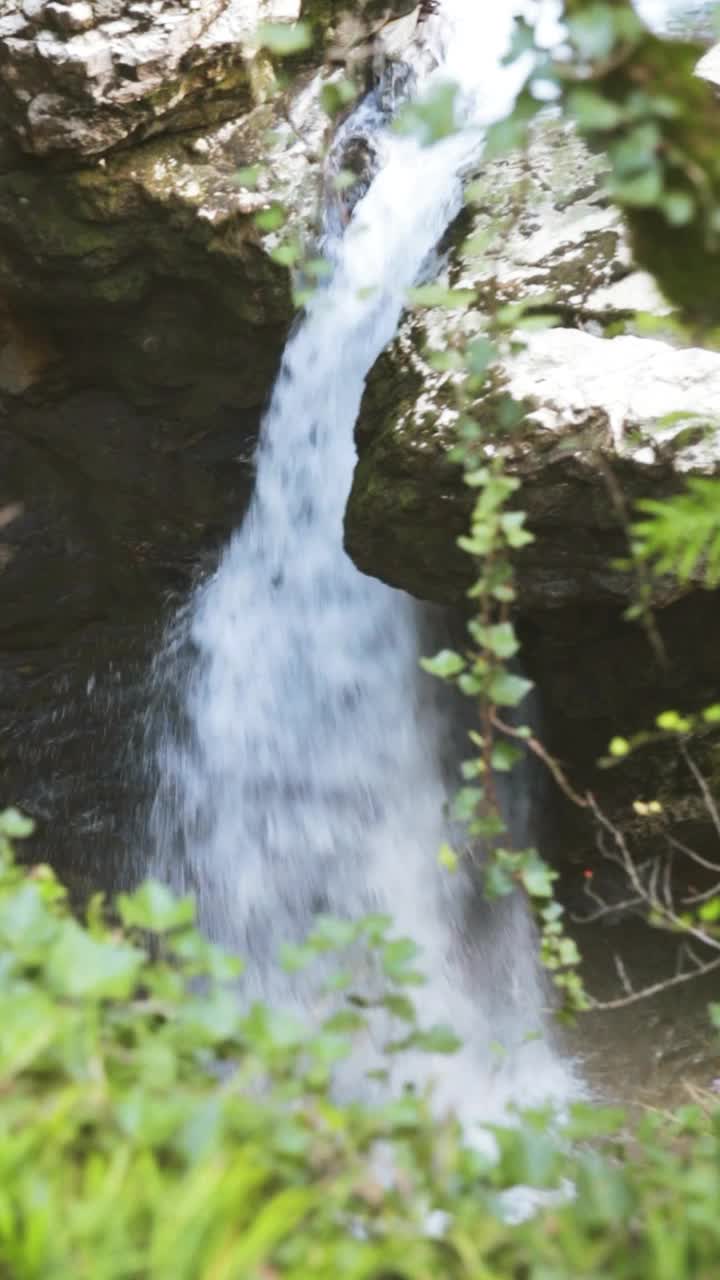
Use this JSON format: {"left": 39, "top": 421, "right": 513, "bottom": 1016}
{"left": 453, "top": 786, "right": 481, "bottom": 822}
{"left": 394, "top": 82, "right": 460, "bottom": 146}
{"left": 466, "top": 337, "right": 498, "bottom": 376}
{"left": 491, "top": 741, "right": 522, "bottom": 773}
{"left": 500, "top": 511, "right": 534, "bottom": 549}
{"left": 407, "top": 284, "right": 476, "bottom": 309}
{"left": 568, "top": 88, "right": 625, "bottom": 130}
{"left": 382, "top": 994, "right": 417, "bottom": 1023}
{"left": 475, "top": 623, "right": 520, "bottom": 660}
{"left": 45, "top": 921, "right": 143, "bottom": 999}
{"left": 656, "top": 710, "right": 692, "bottom": 733}
{"left": 117, "top": 881, "right": 195, "bottom": 932}
{"left": 519, "top": 853, "right": 556, "bottom": 899}
{"left": 307, "top": 916, "right": 357, "bottom": 951}
{"left": 233, "top": 165, "right": 262, "bottom": 189}
{"left": 321, "top": 79, "right": 358, "bottom": 118}
{"left": 607, "top": 166, "right": 663, "bottom": 208}
{"left": 485, "top": 861, "right": 515, "bottom": 898}
{"left": 487, "top": 671, "right": 533, "bottom": 707}
{"left": 438, "top": 842, "right": 459, "bottom": 872}
{"left": 256, "top": 20, "right": 311, "bottom": 55}
{"left": 421, "top": 649, "right": 466, "bottom": 679}
{"left": 661, "top": 190, "right": 695, "bottom": 226}
{"left": 411, "top": 1024, "right": 462, "bottom": 1054}
{"left": 0, "top": 808, "right": 34, "bottom": 839}
{"left": 382, "top": 938, "right": 421, "bottom": 981}
{"left": 255, "top": 204, "right": 286, "bottom": 232}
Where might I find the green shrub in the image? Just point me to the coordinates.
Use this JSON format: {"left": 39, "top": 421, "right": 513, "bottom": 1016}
{"left": 0, "top": 808, "right": 719, "bottom": 1279}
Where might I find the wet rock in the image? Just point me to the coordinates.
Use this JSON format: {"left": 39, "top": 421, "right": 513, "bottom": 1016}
{"left": 0, "top": 387, "right": 258, "bottom": 890}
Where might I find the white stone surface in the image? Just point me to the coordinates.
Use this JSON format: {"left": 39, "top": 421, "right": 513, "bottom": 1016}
{"left": 0, "top": 0, "right": 302, "bottom": 156}
{"left": 510, "top": 329, "right": 720, "bottom": 470}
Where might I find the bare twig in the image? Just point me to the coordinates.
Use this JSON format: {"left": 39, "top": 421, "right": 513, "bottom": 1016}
{"left": 667, "top": 831, "right": 720, "bottom": 876}
{"left": 588, "top": 793, "right": 720, "bottom": 955}
{"left": 491, "top": 713, "right": 589, "bottom": 809}
{"left": 591, "top": 953, "right": 720, "bottom": 1011}
{"left": 681, "top": 742, "right": 720, "bottom": 843}
{"left": 571, "top": 894, "right": 644, "bottom": 925}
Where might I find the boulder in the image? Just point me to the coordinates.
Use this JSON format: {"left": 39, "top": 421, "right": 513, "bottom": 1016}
{"left": 346, "top": 116, "right": 717, "bottom": 610}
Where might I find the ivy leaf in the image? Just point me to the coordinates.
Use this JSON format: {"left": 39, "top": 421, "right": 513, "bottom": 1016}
{"left": 394, "top": 83, "right": 460, "bottom": 146}
{"left": 438, "top": 843, "right": 459, "bottom": 872}
{"left": 568, "top": 88, "right": 625, "bottom": 131}
{"left": 421, "top": 649, "right": 465, "bottom": 679}
{"left": 520, "top": 856, "right": 557, "bottom": 900}
{"left": 475, "top": 623, "right": 519, "bottom": 660}
{"left": 118, "top": 881, "right": 195, "bottom": 933}
{"left": 0, "top": 808, "right": 34, "bottom": 840}
{"left": 307, "top": 916, "right": 357, "bottom": 951}
{"left": 45, "top": 922, "right": 143, "bottom": 1000}
{"left": 487, "top": 671, "right": 533, "bottom": 707}
{"left": 607, "top": 166, "right": 663, "bottom": 207}
{"left": 466, "top": 337, "right": 498, "bottom": 376}
{"left": 255, "top": 205, "right": 286, "bottom": 232}
{"left": 407, "top": 285, "right": 476, "bottom": 310}
{"left": 485, "top": 861, "right": 515, "bottom": 899}
{"left": 491, "top": 741, "right": 522, "bottom": 772}
{"left": 410, "top": 1025, "right": 461, "bottom": 1055}
{"left": 382, "top": 994, "right": 417, "bottom": 1023}
{"left": 256, "top": 21, "right": 311, "bottom": 56}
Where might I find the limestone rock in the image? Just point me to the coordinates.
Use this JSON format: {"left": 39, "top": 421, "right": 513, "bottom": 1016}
{"left": 346, "top": 116, "right": 717, "bottom": 612}
{"left": 0, "top": 63, "right": 330, "bottom": 414}
{"left": 0, "top": 0, "right": 300, "bottom": 158}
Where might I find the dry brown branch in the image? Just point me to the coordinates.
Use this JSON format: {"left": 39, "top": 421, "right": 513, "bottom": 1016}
{"left": 491, "top": 713, "right": 589, "bottom": 809}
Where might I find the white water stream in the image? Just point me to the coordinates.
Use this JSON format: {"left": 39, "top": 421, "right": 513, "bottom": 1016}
{"left": 150, "top": 0, "right": 580, "bottom": 1137}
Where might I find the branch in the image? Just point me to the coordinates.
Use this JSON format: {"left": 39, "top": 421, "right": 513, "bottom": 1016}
{"left": 681, "top": 742, "right": 720, "bottom": 844}
{"left": 491, "top": 713, "right": 589, "bottom": 809}
{"left": 590, "top": 952, "right": 720, "bottom": 1011}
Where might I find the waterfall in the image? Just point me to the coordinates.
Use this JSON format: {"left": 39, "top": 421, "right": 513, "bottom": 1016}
{"left": 149, "top": 0, "right": 579, "bottom": 1136}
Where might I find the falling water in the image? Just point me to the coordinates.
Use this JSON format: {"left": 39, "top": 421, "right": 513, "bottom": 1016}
{"left": 150, "top": 0, "right": 579, "bottom": 1134}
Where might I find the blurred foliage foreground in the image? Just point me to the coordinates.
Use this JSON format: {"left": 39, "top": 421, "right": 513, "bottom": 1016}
{"left": 1, "top": 812, "right": 719, "bottom": 1280}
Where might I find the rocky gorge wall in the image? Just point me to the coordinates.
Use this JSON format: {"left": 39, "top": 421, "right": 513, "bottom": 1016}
{"left": 1, "top": 0, "right": 719, "bottom": 898}
{"left": 0, "top": 0, "right": 416, "bottom": 890}
{"left": 346, "top": 111, "right": 720, "bottom": 882}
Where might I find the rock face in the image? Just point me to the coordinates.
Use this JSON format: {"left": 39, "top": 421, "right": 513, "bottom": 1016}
{"left": 0, "top": 0, "right": 419, "bottom": 890}
{"left": 347, "top": 117, "right": 687, "bottom": 608}
{"left": 0, "top": 0, "right": 296, "bottom": 159}
{"left": 346, "top": 115, "right": 720, "bottom": 865}
{"left": 0, "top": 0, "right": 417, "bottom": 159}
{"left": 0, "top": 87, "right": 320, "bottom": 413}
{"left": 347, "top": 116, "right": 720, "bottom": 612}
